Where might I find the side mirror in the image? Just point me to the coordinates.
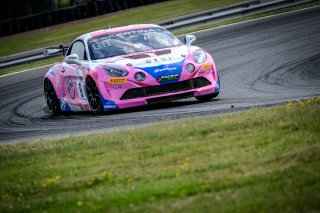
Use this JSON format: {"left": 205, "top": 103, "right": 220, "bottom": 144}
{"left": 64, "top": 54, "right": 82, "bottom": 66}
{"left": 185, "top": 35, "right": 196, "bottom": 46}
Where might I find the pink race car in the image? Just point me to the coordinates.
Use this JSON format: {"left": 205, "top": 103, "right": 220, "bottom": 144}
{"left": 44, "top": 24, "right": 220, "bottom": 114}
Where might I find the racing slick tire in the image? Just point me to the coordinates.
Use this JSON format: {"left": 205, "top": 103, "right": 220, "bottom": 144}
{"left": 44, "top": 78, "right": 61, "bottom": 114}
{"left": 86, "top": 77, "right": 104, "bottom": 114}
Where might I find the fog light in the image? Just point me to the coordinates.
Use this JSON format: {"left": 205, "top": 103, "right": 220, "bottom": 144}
{"left": 134, "top": 72, "right": 146, "bottom": 81}
{"left": 186, "top": 63, "right": 195, "bottom": 73}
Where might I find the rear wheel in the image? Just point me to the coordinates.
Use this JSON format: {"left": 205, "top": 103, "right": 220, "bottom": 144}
{"left": 44, "top": 79, "right": 61, "bottom": 114}
{"left": 195, "top": 92, "right": 219, "bottom": 102}
{"left": 86, "top": 77, "right": 103, "bottom": 113}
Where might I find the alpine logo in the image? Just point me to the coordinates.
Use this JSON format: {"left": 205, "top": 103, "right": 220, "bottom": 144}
{"left": 157, "top": 74, "right": 180, "bottom": 83}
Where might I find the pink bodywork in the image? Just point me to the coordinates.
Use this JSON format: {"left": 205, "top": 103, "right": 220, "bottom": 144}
{"left": 44, "top": 24, "right": 220, "bottom": 112}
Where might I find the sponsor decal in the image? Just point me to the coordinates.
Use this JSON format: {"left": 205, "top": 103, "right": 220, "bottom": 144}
{"left": 215, "top": 80, "right": 220, "bottom": 93}
{"left": 76, "top": 69, "right": 87, "bottom": 101}
{"left": 154, "top": 67, "right": 177, "bottom": 73}
{"left": 78, "top": 83, "right": 84, "bottom": 98}
{"left": 99, "top": 93, "right": 119, "bottom": 111}
{"left": 136, "top": 59, "right": 184, "bottom": 84}
{"left": 104, "top": 105, "right": 118, "bottom": 109}
{"left": 109, "top": 78, "right": 127, "bottom": 84}
{"left": 66, "top": 76, "right": 76, "bottom": 99}
{"left": 201, "top": 62, "right": 212, "bottom": 71}
{"left": 135, "top": 56, "right": 184, "bottom": 69}
{"left": 113, "top": 85, "right": 122, "bottom": 89}
{"left": 146, "top": 57, "right": 173, "bottom": 64}
{"left": 89, "top": 28, "right": 157, "bottom": 44}
{"left": 59, "top": 99, "right": 71, "bottom": 111}
{"left": 157, "top": 74, "right": 180, "bottom": 83}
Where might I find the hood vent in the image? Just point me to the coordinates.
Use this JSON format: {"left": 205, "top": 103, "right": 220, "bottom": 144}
{"left": 155, "top": 49, "right": 171, "bottom": 55}
{"left": 125, "top": 53, "right": 150, "bottom": 59}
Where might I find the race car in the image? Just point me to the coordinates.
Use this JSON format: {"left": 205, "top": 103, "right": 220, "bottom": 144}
{"left": 44, "top": 24, "right": 220, "bottom": 114}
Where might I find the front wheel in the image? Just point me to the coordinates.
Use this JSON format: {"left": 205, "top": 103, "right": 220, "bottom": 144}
{"left": 86, "top": 77, "right": 103, "bottom": 114}
{"left": 44, "top": 78, "right": 61, "bottom": 114}
{"left": 195, "top": 92, "right": 219, "bottom": 102}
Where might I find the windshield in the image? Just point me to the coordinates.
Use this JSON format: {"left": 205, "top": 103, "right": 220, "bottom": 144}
{"left": 87, "top": 27, "right": 182, "bottom": 60}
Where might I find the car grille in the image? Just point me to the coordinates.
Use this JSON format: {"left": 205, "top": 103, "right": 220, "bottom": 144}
{"left": 120, "top": 77, "right": 211, "bottom": 100}
{"left": 147, "top": 92, "right": 194, "bottom": 104}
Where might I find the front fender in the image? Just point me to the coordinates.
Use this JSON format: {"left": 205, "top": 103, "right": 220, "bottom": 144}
{"left": 43, "top": 63, "right": 63, "bottom": 99}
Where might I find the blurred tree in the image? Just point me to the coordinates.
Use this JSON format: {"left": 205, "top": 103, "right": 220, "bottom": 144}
{"left": 0, "top": 0, "right": 155, "bottom": 21}
{"left": 0, "top": 0, "right": 73, "bottom": 21}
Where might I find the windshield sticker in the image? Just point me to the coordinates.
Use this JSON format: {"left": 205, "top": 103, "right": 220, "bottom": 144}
{"left": 89, "top": 28, "right": 158, "bottom": 44}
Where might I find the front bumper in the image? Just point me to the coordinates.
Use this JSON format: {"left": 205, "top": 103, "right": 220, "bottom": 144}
{"left": 99, "top": 79, "right": 219, "bottom": 111}
{"left": 97, "top": 63, "right": 220, "bottom": 111}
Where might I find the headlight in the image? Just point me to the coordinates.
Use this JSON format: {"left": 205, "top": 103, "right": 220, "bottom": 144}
{"left": 104, "top": 65, "right": 128, "bottom": 77}
{"left": 194, "top": 50, "right": 207, "bottom": 64}
{"left": 134, "top": 72, "right": 146, "bottom": 81}
{"left": 186, "top": 63, "right": 195, "bottom": 73}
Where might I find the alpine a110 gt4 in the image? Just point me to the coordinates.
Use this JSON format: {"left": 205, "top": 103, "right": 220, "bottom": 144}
{"left": 44, "top": 24, "right": 220, "bottom": 114}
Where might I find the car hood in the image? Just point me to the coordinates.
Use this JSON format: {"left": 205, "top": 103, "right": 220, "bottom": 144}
{"left": 98, "top": 46, "right": 190, "bottom": 83}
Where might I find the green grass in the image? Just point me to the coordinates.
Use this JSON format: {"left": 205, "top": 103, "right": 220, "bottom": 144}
{"left": 1, "top": 98, "right": 320, "bottom": 212}
{"left": 0, "top": 0, "right": 242, "bottom": 57}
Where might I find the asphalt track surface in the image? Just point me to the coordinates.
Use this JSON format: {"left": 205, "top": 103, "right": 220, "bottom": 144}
{"left": 1, "top": 7, "right": 320, "bottom": 145}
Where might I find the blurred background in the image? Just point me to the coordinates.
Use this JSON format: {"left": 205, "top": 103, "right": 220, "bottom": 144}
{"left": 0, "top": 0, "right": 167, "bottom": 37}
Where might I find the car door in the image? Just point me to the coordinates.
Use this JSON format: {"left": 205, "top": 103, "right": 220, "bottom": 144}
{"left": 61, "top": 41, "right": 88, "bottom": 109}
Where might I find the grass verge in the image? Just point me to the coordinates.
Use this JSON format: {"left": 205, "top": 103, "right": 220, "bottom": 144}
{"left": 1, "top": 98, "right": 320, "bottom": 212}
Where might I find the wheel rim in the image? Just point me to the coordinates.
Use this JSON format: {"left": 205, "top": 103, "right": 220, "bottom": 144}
{"left": 86, "top": 77, "right": 102, "bottom": 112}
{"left": 44, "top": 80, "right": 58, "bottom": 112}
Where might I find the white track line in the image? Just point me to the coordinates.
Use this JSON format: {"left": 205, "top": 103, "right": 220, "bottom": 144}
{"left": 0, "top": 64, "right": 53, "bottom": 78}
